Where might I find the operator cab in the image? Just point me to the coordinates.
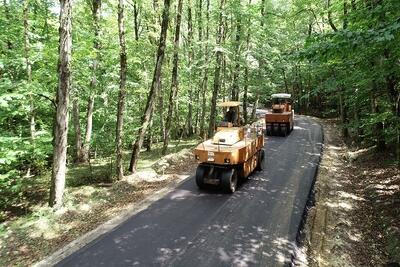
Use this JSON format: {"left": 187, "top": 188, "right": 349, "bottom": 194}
{"left": 217, "top": 101, "right": 242, "bottom": 127}
{"left": 271, "top": 93, "right": 292, "bottom": 113}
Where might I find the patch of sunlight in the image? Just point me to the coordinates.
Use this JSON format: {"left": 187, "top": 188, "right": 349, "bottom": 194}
{"left": 374, "top": 184, "right": 399, "bottom": 190}
{"left": 169, "top": 189, "right": 197, "bottom": 200}
{"left": 218, "top": 247, "right": 230, "bottom": 262}
{"left": 27, "top": 218, "right": 61, "bottom": 240}
{"left": 338, "top": 191, "right": 365, "bottom": 201}
{"left": 293, "top": 125, "right": 306, "bottom": 130}
{"left": 54, "top": 206, "right": 69, "bottom": 216}
{"left": 327, "top": 145, "right": 344, "bottom": 151}
{"left": 275, "top": 251, "right": 287, "bottom": 263}
{"left": 378, "top": 175, "right": 400, "bottom": 184}
{"left": 348, "top": 232, "right": 361, "bottom": 242}
{"left": 325, "top": 201, "right": 353, "bottom": 210}
{"left": 78, "top": 203, "right": 91, "bottom": 212}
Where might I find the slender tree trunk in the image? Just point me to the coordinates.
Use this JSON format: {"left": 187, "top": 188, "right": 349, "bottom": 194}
{"left": 162, "top": 0, "right": 183, "bottom": 155}
{"left": 338, "top": 89, "right": 349, "bottom": 138}
{"left": 193, "top": 0, "right": 203, "bottom": 135}
{"left": 199, "top": 0, "right": 209, "bottom": 138}
{"left": 243, "top": 66, "right": 249, "bottom": 124}
{"left": 283, "top": 68, "right": 288, "bottom": 93}
{"left": 82, "top": 0, "right": 101, "bottom": 162}
{"left": 186, "top": 0, "right": 194, "bottom": 136}
{"left": 243, "top": 0, "right": 251, "bottom": 124}
{"left": 115, "top": 0, "right": 127, "bottom": 180}
{"left": 4, "top": 0, "right": 13, "bottom": 50}
{"left": 370, "top": 89, "right": 385, "bottom": 151}
{"left": 49, "top": 0, "right": 72, "bottom": 208}
{"left": 327, "top": 0, "right": 338, "bottom": 32}
{"left": 208, "top": 0, "right": 225, "bottom": 138}
{"left": 251, "top": 94, "right": 259, "bottom": 121}
{"left": 72, "top": 98, "right": 84, "bottom": 162}
{"left": 158, "top": 77, "right": 165, "bottom": 140}
{"left": 129, "top": 0, "right": 171, "bottom": 172}
{"left": 133, "top": 0, "right": 139, "bottom": 41}
{"left": 231, "top": 0, "right": 241, "bottom": 101}
{"left": 23, "top": 0, "right": 36, "bottom": 140}
{"left": 82, "top": 96, "right": 94, "bottom": 161}
{"left": 145, "top": 109, "right": 155, "bottom": 151}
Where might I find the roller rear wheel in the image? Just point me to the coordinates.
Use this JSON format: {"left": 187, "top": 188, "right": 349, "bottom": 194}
{"left": 195, "top": 165, "right": 208, "bottom": 189}
{"left": 221, "top": 169, "right": 238, "bottom": 193}
{"left": 281, "top": 125, "right": 287, "bottom": 136}
{"left": 256, "top": 149, "right": 265, "bottom": 171}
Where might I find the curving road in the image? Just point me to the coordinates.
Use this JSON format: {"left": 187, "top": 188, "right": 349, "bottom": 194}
{"left": 57, "top": 116, "right": 323, "bottom": 267}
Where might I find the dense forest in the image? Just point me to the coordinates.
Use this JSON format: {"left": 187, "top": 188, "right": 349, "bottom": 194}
{"left": 0, "top": 0, "right": 399, "bottom": 215}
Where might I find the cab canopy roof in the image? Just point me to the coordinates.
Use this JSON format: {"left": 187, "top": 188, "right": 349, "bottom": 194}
{"left": 271, "top": 93, "right": 291, "bottom": 99}
{"left": 217, "top": 101, "right": 242, "bottom": 107}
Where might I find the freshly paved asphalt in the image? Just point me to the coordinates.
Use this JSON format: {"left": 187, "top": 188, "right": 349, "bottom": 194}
{"left": 57, "top": 116, "right": 323, "bottom": 267}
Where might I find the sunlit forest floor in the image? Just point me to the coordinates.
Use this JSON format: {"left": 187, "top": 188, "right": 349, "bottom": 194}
{"left": 306, "top": 119, "right": 400, "bottom": 267}
{"left": 0, "top": 138, "right": 199, "bottom": 266}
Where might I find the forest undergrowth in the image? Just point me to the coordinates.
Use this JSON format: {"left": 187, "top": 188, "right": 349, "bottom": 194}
{"left": 0, "top": 139, "right": 198, "bottom": 266}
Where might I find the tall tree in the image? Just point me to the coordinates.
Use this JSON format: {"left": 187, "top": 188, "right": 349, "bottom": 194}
{"left": 115, "top": 0, "right": 127, "bottom": 180}
{"left": 49, "top": 0, "right": 72, "bottom": 208}
{"left": 82, "top": 0, "right": 101, "bottom": 162}
{"left": 186, "top": 0, "right": 194, "bottom": 136}
{"left": 162, "top": 0, "right": 183, "bottom": 155}
{"left": 243, "top": 0, "right": 252, "bottom": 124}
{"left": 199, "top": 0, "right": 210, "bottom": 137}
{"left": 129, "top": 0, "right": 171, "bottom": 172}
{"left": 23, "top": 0, "right": 36, "bottom": 140}
{"left": 208, "top": 0, "right": 225, "bottom": 137}
{"left": 231, "top": 0, "right": 241, "bottom": 101}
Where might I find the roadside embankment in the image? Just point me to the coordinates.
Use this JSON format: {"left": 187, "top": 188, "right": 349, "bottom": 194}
{"left": 0, "top": 148, "right": 197, "bottom": 267}
{"left": 304, "top": 119, "right": 400, "bottom": 266}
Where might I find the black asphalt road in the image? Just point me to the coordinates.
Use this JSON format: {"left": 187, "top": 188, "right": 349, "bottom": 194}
{"left": 57, "top": 116, "right": 322, "bottom": 267}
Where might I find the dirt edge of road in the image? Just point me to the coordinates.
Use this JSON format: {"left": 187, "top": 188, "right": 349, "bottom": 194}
{"left": 302, "top": 118, "right": 400, "bottom": 267}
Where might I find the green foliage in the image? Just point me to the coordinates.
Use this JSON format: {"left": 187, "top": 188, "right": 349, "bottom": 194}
{"left": 1, "top": 0, "right": 399, "bottom": 218}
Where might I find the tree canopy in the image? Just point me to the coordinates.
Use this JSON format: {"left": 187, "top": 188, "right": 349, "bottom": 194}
{"left": 0, "top": 0, "right": 399, "bottom": 213}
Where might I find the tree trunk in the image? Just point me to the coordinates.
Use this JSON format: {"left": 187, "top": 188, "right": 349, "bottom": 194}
{"left": 199, "top": 0, "right": 210, "bottom": 138}
{"left": 243, "top": 0, "right": 251, "bottom": 124}
{"left": 186, "top": 0, "right": 194, "bottom": 136}
{"left": 370, "top": 89, "right": 385, "bottom": 151}
{"left": 327, "top": 0, "right": 338, "bottom": 32}
{"left": 243, "top": 66, "right": 249, "bottom": 124}
{"left": 133, "top": 0, "right": 139, "bottom": 41}
{"left": 158, "top": 77, "right": 166, "bottom": 140}
{"left": 82, "top": 0, "right": 101, "bottom": 162}
{"left": 162, "top": 0, "right": 183, "bottom": 155}
{"left": 129, "top": 0, "right": 171, "bottom": 172}
{"left": 23, "top": 0, "right": 36, "bottom": 140}
{"left": 251, "top": 94, "right": 259, "bottom": 121}
{"left": 145, "top": 109, "right": 155, "bottom": 152}
{"left": 115, "top": 0, "right": 127, "bottom": 180}
{"left": 193, "top": 0, "right": 203, "bottom": 135}
{"left": 283, "top": 68, "right": 288, "bottom": 93}
{"left": 72, "top": 98, "right": 84, "bottom": 162}
{"left": 339, "top": 89, "right": 349, "bottom": 138}
{"left": 3, "top": 0, "right": 13, "bottom": 50}
{"left": 49, "top": 0, "right": 72, "bottom": 208}
{"left": 208, "top": 0, "right": 225, "bottom": 138}
{"left": 231, "top": 0, "right": 241, "bottom": 101}
{"left": 82, "top": 96, "right": 94, "bottom": 161}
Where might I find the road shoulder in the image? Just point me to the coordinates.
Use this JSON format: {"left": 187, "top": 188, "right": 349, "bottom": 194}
{"left": 304, "top": 119, "right": 400, "bottom": 266}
